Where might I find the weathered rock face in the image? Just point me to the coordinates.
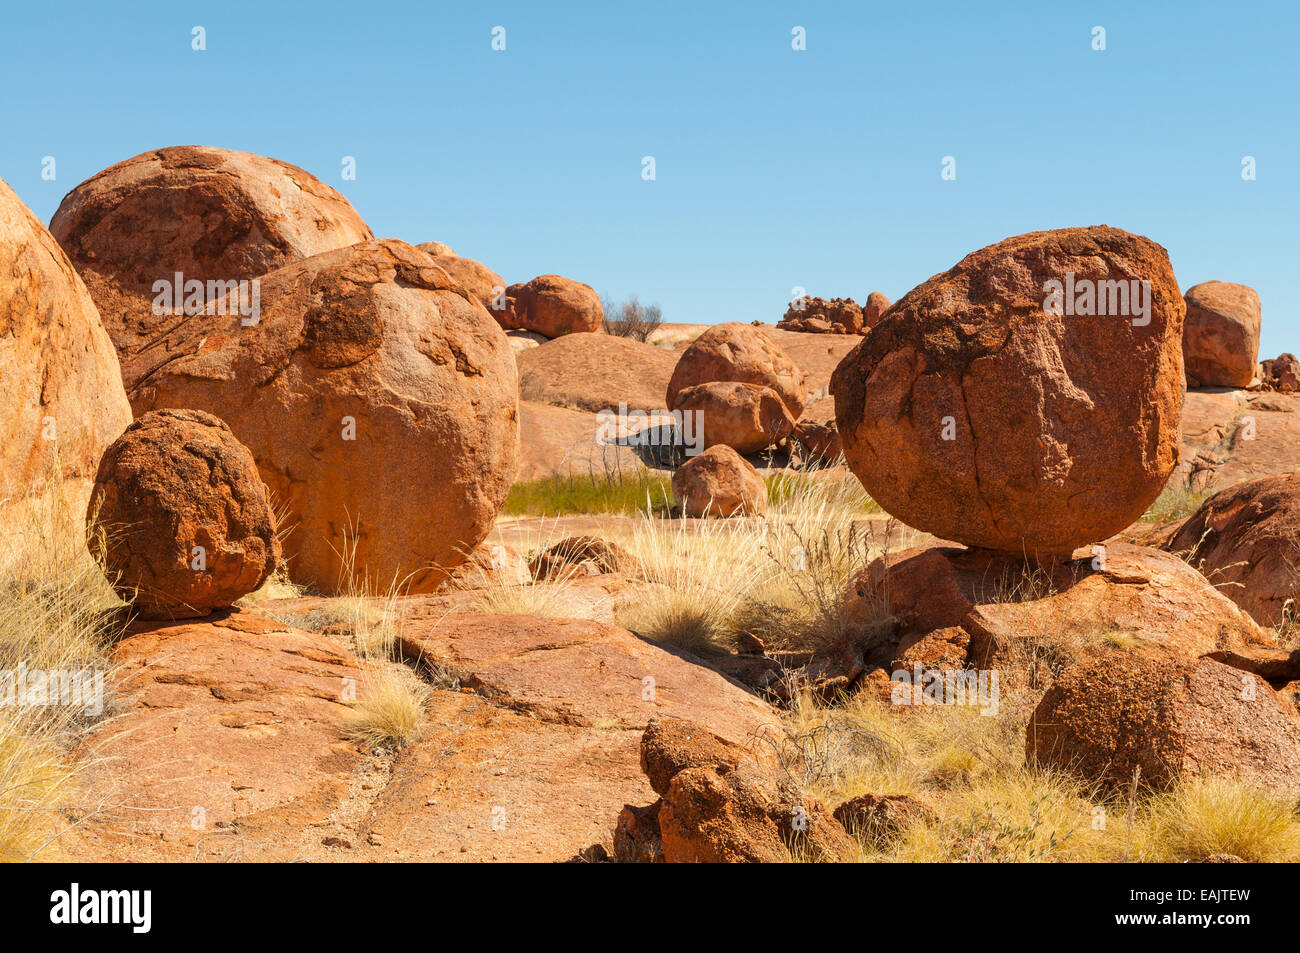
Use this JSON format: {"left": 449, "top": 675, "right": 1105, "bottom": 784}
{"left": 668, "top": 323, "right": 807, "bottom": 418}
{"left": 673, "top": 380, "right": 796, "bottom": 454}
{"left": 861, "top": 291, "right": 891, "bottom": 328}
{"left": 1183, "top": 281, "right": 1261, "bottom": 388}
{"left": 671, "top": 444, "right": 767, "bottom": 518}
{"left": 1262, "top": 353, "right": 1300, "bottom": 393}
{"left": 518, "top": 332, "right": 678, "bottom": 413}
{"left": 130, "top": 239, "right": 519, "bottom": 594}
{"left": 778, "top": 297, "right": 864, "bottom": 335}
{"left": 69, "top": 612, "right": 367, "bottom": 861}
{"left": 832, "top": 793, "right": 936, "bottom": 847}
{"left": 70, "top": 607, "right": 782, "bottom": 863}
{"left": 87, "top": 409, "right": 279, "bottom": 618}
{"left": 414, "top": 245, "right": 506, "bottom": 315}
{"left": 505, "top": 274, "right": 602, "bottom": 338}
{"left": 439, "top": 540, "right": 531, "bottom": 590}
{"left": 0, "top": 177, "right": 131, "bottom": 501}
{"left": 1027, "top": 651, "right": 1300, "bottom": 797}
{"left": 619, "top": 718, "right": 852, "bottom": 863}
{"left": 798, "top": 541, "right": 1270, "bottom": 702}
{"left": 1165, "top": 474, "right": 1300, "bottom": 627}
{"left": 529, "top": 535, "right": 634, "bottom": 581}
{"left": 831, "top": 226, "right": 1185, "bottom": 557}
{"left": 792, "top": 397, "right": 842, "bottom": 465}
{"left": 49, "top": 146, "right": 373, "bottom": 376}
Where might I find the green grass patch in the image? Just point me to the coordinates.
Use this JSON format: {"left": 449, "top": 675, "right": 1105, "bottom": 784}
{"left": 504, "top": 473, "right": 674, "bottom": 517}
{"left": 1139, "top": 484, "right": 1208, "bottom": 524}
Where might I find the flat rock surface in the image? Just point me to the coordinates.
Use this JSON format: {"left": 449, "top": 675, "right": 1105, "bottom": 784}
{"left": 66, "top": 611, "right": 366, "bottom": 861}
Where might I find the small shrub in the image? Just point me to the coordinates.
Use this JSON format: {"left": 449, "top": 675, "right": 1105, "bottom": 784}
{"left": 602, "top": 295, "right": 663, "bottom": 342}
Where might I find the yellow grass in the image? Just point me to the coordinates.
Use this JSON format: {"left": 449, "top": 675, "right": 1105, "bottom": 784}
{"left": 343, "top": 666, "right": 429, "bottom": 751}
{"left": 0, "top": 471, "right": 126, "bottom": 861}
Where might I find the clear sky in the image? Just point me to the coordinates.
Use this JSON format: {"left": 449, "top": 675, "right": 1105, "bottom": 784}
{"left": 3, "top": 0, "right": 1296, "bottom": 354}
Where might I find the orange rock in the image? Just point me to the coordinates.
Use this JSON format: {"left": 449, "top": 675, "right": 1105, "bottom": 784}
{"left": 69, "top": 612, "right": 367, "bottom": 861}
{"left": 667, "top": 322, "right": 807, "bottom": 418}
{"left": 792, "top": 396, "right": 842, "bottom": 464}
{"left": 638, "top": 718, "right": 852, "bottom": 863}
{"left": 0, "top": 177, "right": 131, "bottom": 502}
{"left": 50, "top": 146, "right": 372, "bottom": 377}
{"left": 832, "top": 793, "right": 936, "bottom": 846}
{"left": 415, "top": 244, "right": 506, "bottom": 315}
{"left": 88, "top": 409, "right": 279, "bottom": 618}
{"left": 831, "top": 226, "right": 1185, "bottom": 557}
{"left": 528, "top": 535, "right": 634, "bottom": 581}
{"left": 130, "top": 239, "right": 519, "bottom": 594}
{"left": 518, "top": 332, "right": 677, "bottom": 413}
{"left": 1262, "top": 353, "right": 1300, "bottom": 393}
{"left": 1183, "top": 281, "right": 1261, "bottom": 388}
{"left": 394, "top": 614, "right": 777, "bottom": 744}
{"left": 1027, "top": 651, "right": 1300, "bottom": 796}
{"left": 778, "top": 296, "right": 864, "bottom": 334}
{"left": 674, "top": 380, "right": 796, "bottom": 454}
{"left": 1165, "top": 474, "right": 1300, "bottom": 627}
{"left": 825, "top": 542, "right": 1270, "bottom": 695}
{"left": 671, "top": 445, "right": 768, "bottom": 518}
{"left": 505, "top": 274, "right": 603, "bottom": 338}
{"left": 861, "top": 291, "right": 891, "bottom": 328}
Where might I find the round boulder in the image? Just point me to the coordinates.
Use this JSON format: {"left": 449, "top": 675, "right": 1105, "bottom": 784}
{"left": 415, "top": 244, "right": 506, "bottom": 316}
{"left": 505, "top": 274, "right": 602, "bottom": 338}
{"left": 672, "top": 445, "right": 767, "bottom": 518}
{"left": 1027, "top": 651, "right": 1300, "bottom": 797}
{"left": 674, "top": 381, "right": 796, "bottom": 454}
{"left": 666, "top": 322, "right": 807, "bottom": 418}
{"left": 1165, "top": 474, "right": 1300, "bottom": 627}
{"left": 830, "top": 226, "right": 1185, "bottom": 557}
{"left": 861, "top": 291, "right": 891, "bottom": 328}
{"left": 0, "top": 177, "right": 131, "bottom": 501}
{"left": 130, "top": 239, "right": 519, "bottom": 594}
{"left": 87, "top": 409, "right": 280, "bottom": 619}
{"left": 49, "top": 145, "right": 373, "bottom": 378}
{"left": 1183, "top": 281, "right": 1261, "bottom": 388}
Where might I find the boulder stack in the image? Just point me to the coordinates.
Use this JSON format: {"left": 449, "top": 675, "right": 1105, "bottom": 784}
{"left": 50, "top": 146, "right": 373, "bottom": 378}
{"left": 129, "top": 239, "right": 519, "bottom": 594}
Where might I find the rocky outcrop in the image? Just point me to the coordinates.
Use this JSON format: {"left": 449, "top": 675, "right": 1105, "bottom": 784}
{"left": 667, "top": 322, "right": 807, "bottom": 418}
{"left": 504, "top": 274, "right": 603, "bottom": 338}
{"left": 1027, "top": 651, "right": 1300, "bottom": 797}
{"left": 1165, "top": 474, "right": 1300, "bottom": 627}
{"left": 673, "top": 380, "right": 796, "bottom": 454}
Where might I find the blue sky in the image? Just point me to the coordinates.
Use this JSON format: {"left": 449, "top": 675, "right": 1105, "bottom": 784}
{"left": 3, "top": 0, "right": 1296, "bottom": 354}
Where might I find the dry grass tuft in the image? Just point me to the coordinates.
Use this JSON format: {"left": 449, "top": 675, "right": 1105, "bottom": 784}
{"left": 0, "top": 472, "right": 126, "bottom": 860}
{"left": 343, "top": 667, "right": 429, "bottom": 751}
